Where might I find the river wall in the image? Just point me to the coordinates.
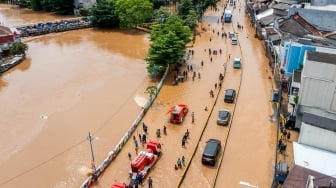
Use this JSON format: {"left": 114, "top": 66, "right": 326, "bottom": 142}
{"left": 0, "top": 54, "right": 24, "bottom": 74}
{"left": 81, "top": 65, "right": 170, "bottom": 188}
{"left": 15, "top": 17, "right": 93, "bottom": 38}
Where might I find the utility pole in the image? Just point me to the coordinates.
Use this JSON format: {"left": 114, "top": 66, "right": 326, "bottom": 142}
{"left": 87, "top": 132, "right": 97, "bottom": 174}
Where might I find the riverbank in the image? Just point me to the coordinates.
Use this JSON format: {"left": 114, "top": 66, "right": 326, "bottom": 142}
{"left": 0, "top": 54, "right": 24, "bottom": 74}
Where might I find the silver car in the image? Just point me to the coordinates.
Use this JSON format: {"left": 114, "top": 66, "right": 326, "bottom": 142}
{"left": 217, "top": 109, "right": 230, "bottom": 126}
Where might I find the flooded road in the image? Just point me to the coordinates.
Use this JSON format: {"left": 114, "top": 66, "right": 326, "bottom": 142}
{"left": 0, "top": 4, "right": 150, "bottom": 188}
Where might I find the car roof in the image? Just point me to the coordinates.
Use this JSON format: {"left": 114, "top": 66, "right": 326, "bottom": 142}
{"left": 204, "top": 139, "right": 221, "bottom": 155}
{"left": 225, "top": 89, "right": 236, "bottom": 93}
{"left": 234, "top": 57, "right": 241, "bottom": 61}
{"left": 219, "top": 108, "right": 230, "bottom": 112}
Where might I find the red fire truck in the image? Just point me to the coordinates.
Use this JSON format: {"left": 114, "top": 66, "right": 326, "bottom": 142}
{"left": 129, "top": 141, "right": 161, "bottom": 185}
{"left": 168, "top": 104, "right": 188, "bottom": 124}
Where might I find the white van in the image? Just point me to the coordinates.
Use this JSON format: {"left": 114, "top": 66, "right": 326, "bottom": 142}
{"left": 231, "top": 37, "right": 238, "bottom": 45}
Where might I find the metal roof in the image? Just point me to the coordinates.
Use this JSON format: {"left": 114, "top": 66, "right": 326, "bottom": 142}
{"left": 293, "top": 142, "right": 336, "bottom": 177}
{"left": 283, "top": 165, "right": 336, "bottom": 188}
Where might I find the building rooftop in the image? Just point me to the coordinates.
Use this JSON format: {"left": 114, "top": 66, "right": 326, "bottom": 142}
{"left": 283, "top": 165, "right": 336, "bottom": 188}
{"left": 293, "top": 142, "right": 336, "bottom": 177}
{"left": 278, "top": 13, "right": 322, "bottom": 37}
{"left": 306, "top": 51, "right": 336, "bottom": 65}
{"left": 272, "top": 3, "right": 291, "bottom": 10}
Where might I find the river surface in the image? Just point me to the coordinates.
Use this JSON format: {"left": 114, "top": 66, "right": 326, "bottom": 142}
{"left": 0, "top": 2, "right": 276, "bottom": 188}
{"left": 0, "top": 4, "right": 150, "bottom": 188}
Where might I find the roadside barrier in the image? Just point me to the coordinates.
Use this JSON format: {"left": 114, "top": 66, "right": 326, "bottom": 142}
{"left": 81, "top": 65, "right": 169, "bottom": 188}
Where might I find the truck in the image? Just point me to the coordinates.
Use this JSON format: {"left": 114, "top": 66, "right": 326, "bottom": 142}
{"left": 224, "top": 9, "right": 232, "bottom": 23}
{"left": 129, "top": 141, "right": 162, "bottom": 186}
{"left": 168, "top": 104, "right": 188, "bottom": 124}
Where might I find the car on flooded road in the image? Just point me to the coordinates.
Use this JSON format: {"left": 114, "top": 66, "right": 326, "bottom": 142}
{"left": 202, "top": 139, "right": 221, "bottom": 166}
{"left": 217, "top": 109, "right": 231, "bottom": 126}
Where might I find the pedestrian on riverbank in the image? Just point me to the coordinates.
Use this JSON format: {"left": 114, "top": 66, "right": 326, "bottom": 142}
{"left": 215, "top": 83, "right": 217, "bottom": 89}
{"left": 191, "top": 112, "right": 195, "bottom": 123}
{"left": 181, "top": 156, "right": 185, "bottom": 166}
{"left": 128, "top": 152, "right": 132, "bottom": 160}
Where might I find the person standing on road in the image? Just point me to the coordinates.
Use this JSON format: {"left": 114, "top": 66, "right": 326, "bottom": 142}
{"left": 148, "top": 177, "right": 153, "bottom": 188}
{"left": 191, "top": 112, "right": 195, "bottom": 123}
{"left": 181, "top": 156, "right": 185, "bottom": 166}
{"left": 287, "top": 131, "right": 291, "bottom": 140}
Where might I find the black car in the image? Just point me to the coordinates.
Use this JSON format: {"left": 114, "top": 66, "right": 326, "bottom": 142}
{"left": 224, "top": 89, "right": 236, "bottom": 103}
{"left": 202, "top": 139, "right": 221, "bottom": 166}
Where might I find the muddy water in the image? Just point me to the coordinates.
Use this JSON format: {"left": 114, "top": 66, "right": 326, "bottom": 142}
{"left": 0, "top": 4, "right": 150, "bottom": 188}
{"left": 0, "top": 2, "right": 276, "bottom": 188}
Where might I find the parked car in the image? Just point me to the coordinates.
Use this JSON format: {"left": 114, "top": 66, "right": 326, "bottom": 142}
{"left": 224, "top": 89, "right": 236, "bottom": 103}
{"left": 202, "top": 139, "right": 221, "bottom": 166}
{"left": 233, "top": 57, "right": 241, "bottom": 69}
{"left": 217, "top": 109, "right": 231, "bottom": 126}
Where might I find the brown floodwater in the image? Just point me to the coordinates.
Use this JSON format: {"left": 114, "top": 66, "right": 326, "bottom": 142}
{"left": 0, "top": 4, "right": 150, "bottom": 188}
{"left": 0, "top": 2, "right": 276, "bottom": 188}
{"left": 97, "top": 2, "right": 276, "bottom": 188}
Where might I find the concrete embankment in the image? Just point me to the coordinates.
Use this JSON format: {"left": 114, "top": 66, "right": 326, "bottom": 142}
{"left": 0, "top": 54, "right": 24, "bottom": 74}
{"left": 15, "top": 17, "right": 93, "bottom": 38}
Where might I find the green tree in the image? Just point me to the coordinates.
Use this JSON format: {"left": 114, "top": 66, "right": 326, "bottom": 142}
{"left": 31, "top": 0, "right": 42, "bottom": 11}
{"left": 146, "top": 14, "right": 191, "bottom": 74}
{"left": 177, "top": 0, "right": 193, "bottom": 19}
{"left": 89, "top": 0, "right": 120, "bottom": 28}
{"left": 10, "top": 42, "right": 28, "bottom": 55}
{"left": 183, "top": 9, "right": 198, "bottom": 30}
{"left": 41, "top": 0, "right": 53, "bottom": 11}
{"left": 50, "top": 0, "right": 74, "bottom": 15}
{"left": 115, "top": 0, "right": 154, "bottom": 28}
{"left": 153, "top": 7, "right": 170, "bottom": 23}
{"left": 150, "top": 0, "right": 164, "bottom": 9}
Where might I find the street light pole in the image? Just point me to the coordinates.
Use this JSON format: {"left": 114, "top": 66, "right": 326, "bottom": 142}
{"left": 87, "top": 132, "right": 96, "bottom": 174}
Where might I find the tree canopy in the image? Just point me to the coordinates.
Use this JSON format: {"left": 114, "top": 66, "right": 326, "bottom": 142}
{"left": 146, "top": 14, "right": 191, "bottom": 74}
{"left": 89, "top": 0, "right": 120, "bottom": 28}
{"left": 115, "top": 0, "right": 154, "bottom": 28}
{"left": 10, "top": 42, "right": 28, "bottom": 55}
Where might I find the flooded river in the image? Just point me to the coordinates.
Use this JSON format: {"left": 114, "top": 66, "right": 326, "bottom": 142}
{"left": 0, "top": 2, "right": 276, "bottom": 188}
{"left": 0, "top": 4, "right": 150, "bottom": 188}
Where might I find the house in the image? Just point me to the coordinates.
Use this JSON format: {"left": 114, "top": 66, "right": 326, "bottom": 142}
{"left": 0, "top": 25, "right": 14, "bottom": 44}
{"left": 288, "top": 3, "right": 336, "bottom": 32}
{"left": 295, "top": 51, "right": 336, "bottom": 131}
